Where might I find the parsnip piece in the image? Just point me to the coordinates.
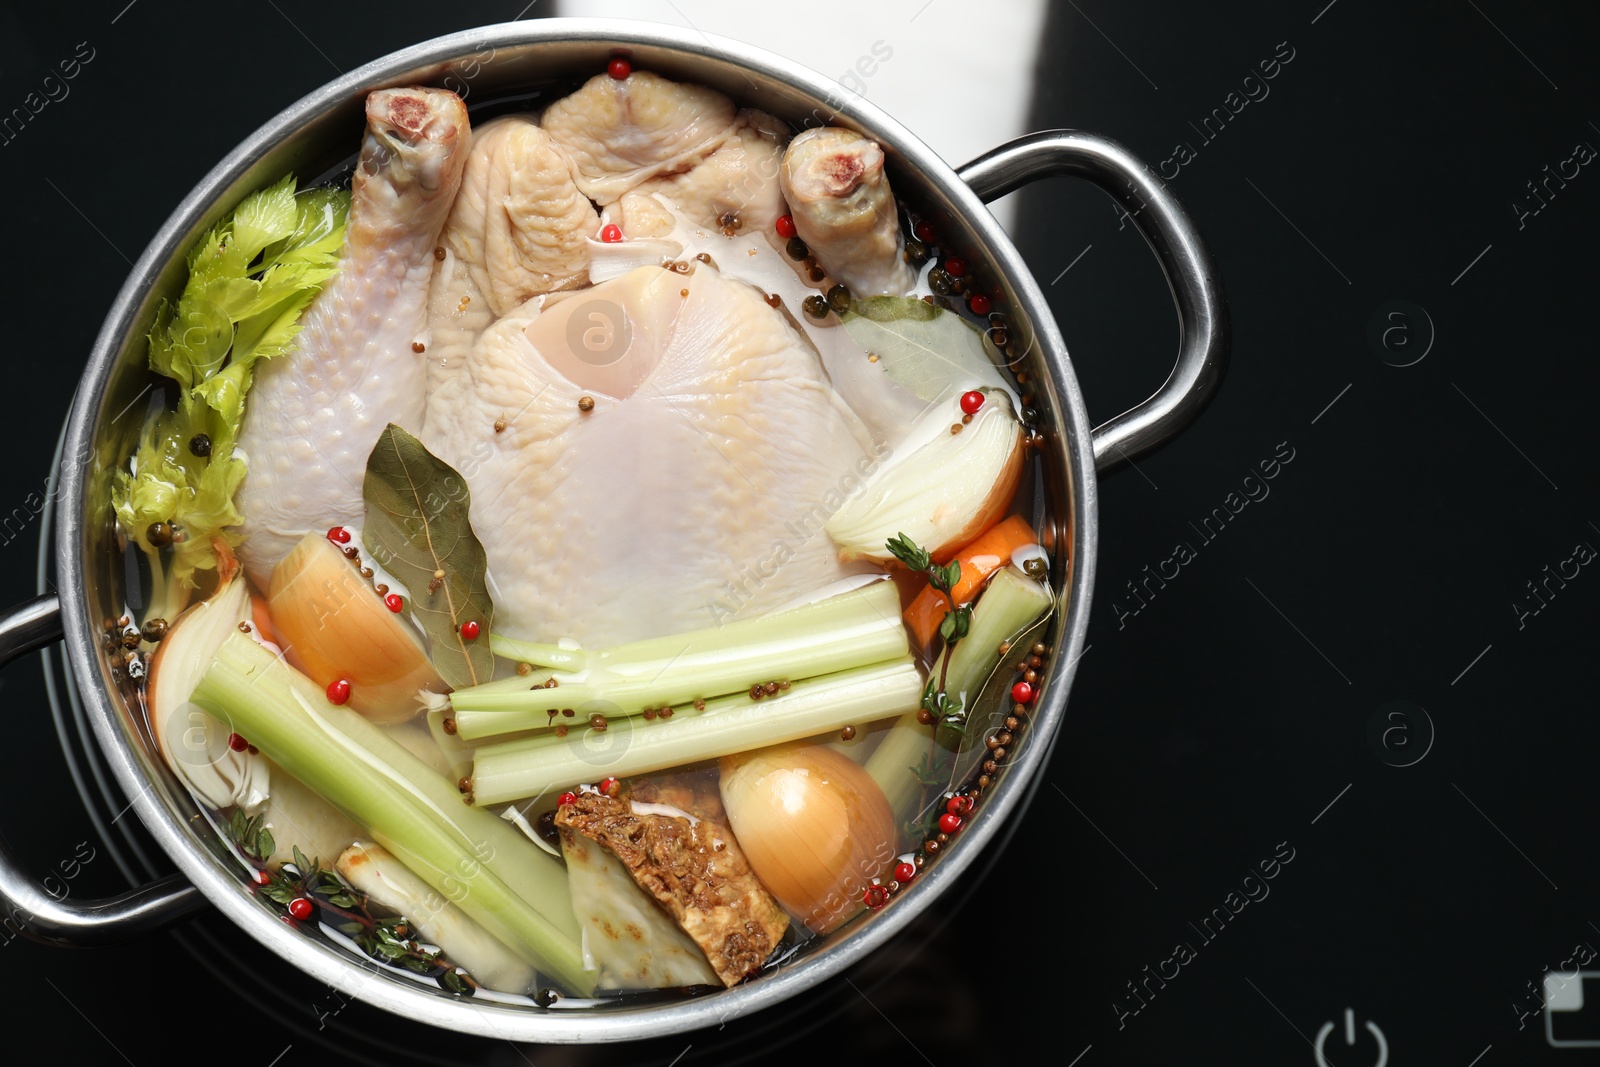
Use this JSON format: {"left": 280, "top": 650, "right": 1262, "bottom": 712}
{"left": 337, "top": 842, "right": 536, "bottom": 995}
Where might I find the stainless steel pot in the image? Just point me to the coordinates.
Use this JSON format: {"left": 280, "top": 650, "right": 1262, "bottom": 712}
{"left": 0, "top": 18, "right": 1226, "bottom": 1042}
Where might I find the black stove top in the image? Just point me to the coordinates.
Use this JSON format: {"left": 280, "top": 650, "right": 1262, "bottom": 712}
{"left": 3, "top": 1, "right": 1597, "bottom": 1063}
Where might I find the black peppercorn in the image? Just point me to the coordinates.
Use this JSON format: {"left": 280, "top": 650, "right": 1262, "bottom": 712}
{"left": 802, "top": 294, "right": 829, "bottom": 319}
{"left": 826, "top": 284, "right": 851, "bottom": 314}
{"left": 536, "top": 809, "right": 559, "bottom": 848}
{"left": 785, "top": 236, "right": 809, "bottom": 260}
{"left": 188, "top": 433, "right": 211, "bottom": 457}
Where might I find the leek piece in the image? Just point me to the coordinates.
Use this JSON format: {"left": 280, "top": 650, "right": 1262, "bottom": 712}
{"left": 454, "top": 581, "right": 908, "bottom": 739}
{"left": 192, "top": 633, "right": 593, "bottom": 994}
{"left": 470, "top": 657, "right": 924, "bottom": 806}
{"left": 865, "top": 565, "right": 1051, "bottom": 820}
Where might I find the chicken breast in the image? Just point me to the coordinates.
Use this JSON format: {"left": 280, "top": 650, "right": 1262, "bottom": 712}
{"left": 235, "top": 87, "right": 470, "bottom": 585}
{"left": 541, "top": 71, "right": 736, "bottom": 205}
{"left": 779, "top": 127, "right": 914, "bottom": 296}
{"left": 423, "top": 261, "right": 876, "bottom": 646}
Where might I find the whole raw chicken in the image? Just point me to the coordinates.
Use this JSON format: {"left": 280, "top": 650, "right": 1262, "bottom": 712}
{"left": 236, "top": 75, "right": 914, "bottom": 646}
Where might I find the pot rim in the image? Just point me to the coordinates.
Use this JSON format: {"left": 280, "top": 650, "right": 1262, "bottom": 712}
{"left": 54, "top": 16, "right": 1098, "bottom": 1043}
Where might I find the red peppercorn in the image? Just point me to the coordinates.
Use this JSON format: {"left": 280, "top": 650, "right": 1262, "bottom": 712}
{"left": 1011, "top": 680, "right": 1034, "bottom": 705}
{"left": 913, "top": 220, "right": 937, "bottom": 244}
{"left": 894, "top": 861, "right": 916, "bottom": 883}
{"left": 959, "top": 390, "right": 985, "bottom": 415}
{"left": 326, "top": 678, "right": 352, "bottom": 705}
{"left": 944, "top": 256, "right": 967, "bottom": 278}
{"left": 326, "top": 526, "right": 350, "bottom": 544}
{"left": 775, "top": 214, "right": 796, "bottom": 239}
{"left": 599, "top": 223, "right": 623, "bottom": 243}
{"left": 253, "top": 868, "right": 271, "bottom": 886}
{"left": 862, "top": 884, "right": 889, "bottom": 910}
{"left": 459, "top": 620, "right": 481, "bottom": 641}
{"left": 288, "top": 897, "right": 314, "bottom": 921}
{"left": 600, "top": 776, "right": 620, "bottom": 798}
{"left": 557, "top": 791, "right": 577, "bottom": 807}
{"left": 938, "top": 812, "right": 962, "bottom": 834}
{"left": 946, "top": 795, "right": 974, "bottom": 817}
{"left": 968, "top": 293, "right": 992, "bottom": 316}
{"left": 228, "top": 732, "right": 248, "bottom": 753}
{"left": 384, "top": 593, "right": 404, "bottom": 613}
{"left": 607, "top": 57, "right": 631, "bottom": 80}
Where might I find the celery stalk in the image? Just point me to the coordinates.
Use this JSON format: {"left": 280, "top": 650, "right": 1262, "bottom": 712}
{"left": 470, "top": 657, "right": 925, "bottom": 806}
{"left": 488, "top": 636, "right": 586, "bottom": 673}
{"left": 865, "top": 566, "right": 1052, "bottom": 820}
{"left": 453, "top": 581, "right": 908, "bottom": 739}
{"left": 192, "top": 633, "right": 594, "bottom": 994}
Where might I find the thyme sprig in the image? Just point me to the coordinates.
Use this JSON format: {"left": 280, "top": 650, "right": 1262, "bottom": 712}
{"left": 887, "top": 532, "right": 972, "bottom": 734}
{"left": 224, "top": 811, "right": 475, "bottom": 995}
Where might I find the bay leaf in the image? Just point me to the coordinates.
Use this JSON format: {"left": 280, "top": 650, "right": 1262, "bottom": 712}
{"left": 362, "top": 424, "right": 494, "bottom": 689}
{"left": 840, "top": 296, "right": 1013, "bottom": 404}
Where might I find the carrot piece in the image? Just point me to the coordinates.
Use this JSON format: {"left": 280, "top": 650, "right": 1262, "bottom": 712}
{"left": 902, "top": 515, "right": 1038, "bottom": 648}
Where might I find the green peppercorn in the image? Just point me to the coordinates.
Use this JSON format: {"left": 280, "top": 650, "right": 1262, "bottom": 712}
{"left": 928, "top": 267, "right": 953, "bottom": 295}
{"left": 188, "top": 433, "right": 212, "bottom": 458}
{"left": 802, "top": 295, "right": 829, "bottom": 320}
{"left": 146, "top": 521, "right": 173, "bottom": 548}
{"left": 825, "top": 284, "right": 851, "bottom": 314}
{"left": 904, "top": 238, "right": 928, "bottom": 265}
{"left": 785, "top": 236, "right": 809, "bottom": 260}
{"left": 1022, "top": 557, "right": 1048, "bottom": 579}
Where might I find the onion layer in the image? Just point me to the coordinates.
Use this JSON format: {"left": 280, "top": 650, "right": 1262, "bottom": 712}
{"left": 719, "top": 741, "right": 898, "bottom": 934}
{"left": 268, "top": 532, "right": 443, "bottom": 724}
{"left": 824, "top": 391, "right": 1023, "bottom": 563}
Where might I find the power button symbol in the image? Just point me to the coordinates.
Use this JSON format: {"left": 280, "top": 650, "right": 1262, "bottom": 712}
{"left": 1315, "top": 1009, "right": 1387, "bottom": 1066}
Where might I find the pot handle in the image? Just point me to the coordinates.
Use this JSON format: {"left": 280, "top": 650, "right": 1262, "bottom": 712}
{"left": 956, "top": 130, "right": 1229, "bottom": 474}
{"left": 0, "top": 594, "right": 204, "bottom": 946}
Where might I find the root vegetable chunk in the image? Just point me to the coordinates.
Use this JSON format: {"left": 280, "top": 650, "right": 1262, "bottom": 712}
{"left": 556, "top": 781, "right": 788, "bottom": 988}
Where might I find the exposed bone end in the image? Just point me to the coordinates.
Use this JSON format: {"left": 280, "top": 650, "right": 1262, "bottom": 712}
{"left": 780, "top": 127, "right": 914, "bottom": 296}
{"left": 359, "top": 87, "right": 471, "bottom": 197}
